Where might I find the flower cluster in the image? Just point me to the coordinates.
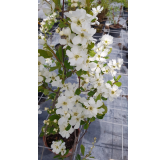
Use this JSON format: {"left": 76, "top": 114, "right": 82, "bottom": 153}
{"left": 40, "top": 12, "right": 57, "bottom": 34}
{"left": 38, "top": 1, "right": 124, "bottom": 156}
{"left": 51, "top": 140, "right": 67, "bottom": 156}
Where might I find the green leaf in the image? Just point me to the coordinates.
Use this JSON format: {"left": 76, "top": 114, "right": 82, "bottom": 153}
{"left": 49, "top": 115, "right": 59, "bottom": 121}
{"left": 58, "top": 20, "right": 67, "bottom": 28}
{"left": 84, "top": 123, "right": 89, "bottom": 129}
{"left": 76, "top": 70, "right": 83, "bottom": 76}
{"left": 96, "top": 114, "right": 105, "bottom": 119}
{"left": 64, "top": 149, "right": 69, "bottom": 156}
{"left": 57, "top": 46, "right": 63, "bottom": 62}
{"left": 54, "top": 155, "right": 61, "bottom": 158}
{"left": 87, "top": 42, "right": 95, "bottom": 50}
{"left": 93, "top": 60, "right": 98, "bottom": 63}
{"left": 105, "top": 56, "right": 109, "bottom": 59}
{"left": 80, "top": 87, "right": 85, "bottom": 91}
{"left": 101, "top": 96, "right": 107, "bottom": 100}
{"left": 58, "top": 69, "right": 63, "bottom": 74}
{"left": 116, "top": 75, "right": 121, "bottom": 81}
{"left": 38, "top": 49, "right": 53, "bottom": 58}
{"left": 80, "top": 120, "right": 86, "bottom": 125}
{"left": 38, "top": 86, "right": 44, "bottom": 92}
{"left": 65, "top": 124, "right": 71, "bottom": 131}
{"left": 49, "top": 66, "right": 57, "bottom": 71}
{"left": 76, "top": 154, "right": 81, "bottom": 160}
{"left": 75, "top": 88, "right": 81, "bottom": 95}
{"left": 43, "top": 89, "right": 49, "bottom": 95}
{"left": 81, "top": 144, "right": 85, "bottom": 156}
{"left": 95, "top": 94, "right": 101, "bottom": 102}
{"left": 107, "top": 80, "right": 113, "bottom": 86}
{"left": 89, "top": 50, "right": 96, "bottom": 57}
{"left": 90, "top": 117, "right": 95, "bottom": 122}
{"left": 115, "top": 82, "right": 122, "bottom": 87}
{"left": 39, "top": 132, "right": 44, "bottom": 137}
{"left": 88, "top": 91, "right": 95, "bottom": 97}
{"left": 64, "top": 60, "right": 73, "bottom": 69}
{"left": 66, "top": 71, "right": 72, "bottom": 77}
{"left": 103, "top": 63, "right": 107, "bottom": 67}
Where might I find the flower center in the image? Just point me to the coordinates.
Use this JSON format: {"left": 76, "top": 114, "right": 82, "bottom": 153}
{"left": 80, "top": 33, "right": 84, "bottom": 37}
{"left": 38, "top": 61, "right": 41, "bottom": 65}
{"left": 63, "top": 102, "right": 67, "bottom": 105}
{"left": 98, "top": 82, "right": 101, "bottom": 86}
{"left": 89, "top": 106, "right": 93, "bottom": 111}
{"left": 51, "top": 76, "right": 55, "bottom": 80}
{"left": 74, "top": 112, "right": 78, "bottom": 116}
{"left": 98, "top": 55, "right": 101, "bottom": 58}
{"left": 97, "top": 64, "right": 100, "bottom": 67}
{"left": 86, "top": 59, "right": 90, "bottom": 63}
{"left": 74, "top": 55, "right": 80, "bottom": 60}
{"left": 77, "top": 20, "right": 81, "bottom": 25}
{"left": 111, "top": 91, "right": 115, "bottom": 94}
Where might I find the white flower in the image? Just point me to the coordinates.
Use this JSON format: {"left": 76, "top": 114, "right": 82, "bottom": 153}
{"left": 100, "top": 35, "right": 113, "bottom": 46}
{"left": 51, "top": 76, "right": 63, "bottom": 87}
{"left": 56, "top": 96, "right": 73, "bottom": 110}
{"left": 56, "top": 108, "right": 70, "bottom": 125}
{"left": 38, "top": 56, "right": 45, "bottom": 70}
{"left": 59, "top": 142, "right": 66, "bottom": 155}
{"left": 59, "top": 124, "right": 74, "bottom": 138}
{"left": 45, "top": 72, "right": 57, "bottom": 83}
{"left": 66, "top": 45, "right": 88, "bottom": 66}
{"left": 110, "top": 85, "right": 122, "bottom": 98}
{"left": 92, "top": 6, "right": 103, "bottom": 16}
{"left": 84, "top": 97, "right": 103, "bottom": 118}
{"left": 69, "top": 115, "right": 82, "bottom": 129}
{"left": 116, "top": 58, "right": 123, "bottom": 70}
{"left": 51, "top": 140, "right": 62, "bottom": 154}
{"left": 62, "top": 27, "right": 71, "bottom": 36}
{"left": 38, "top": 105, "right": 42, "bottom": 114}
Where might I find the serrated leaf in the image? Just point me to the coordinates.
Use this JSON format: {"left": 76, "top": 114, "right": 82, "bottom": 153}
{"left": 115, "top": 82, "right": 122, "bottom": 87}
{"left": 105, "top": 56, "right": 109, "bottom": 59}
{"left": 75, "top": 88, "right": 81, "bottom": 95}
{"left": 64, "top": 60, "right": 73, "bottom": 69}
{"left": 66, "top": 71, "right": 72, "bottom": 77}
{"left": 38, "top": 49, "right": 53, "bottom": 58}
{"left": 81, "top": 144, "right": 85, "bottom": 156}
{"left": 89, "top": 50, "right": 96, "bottom": 57}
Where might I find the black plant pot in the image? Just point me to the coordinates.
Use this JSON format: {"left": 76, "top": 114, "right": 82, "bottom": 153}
{"left": 93, "top": 32, "right": 103, "bottom": 37}
{"left": 100, "top": 20, "right": 106, "bottom": 25}
{"left": 109, "top": 26, "right": 122, "bottom": 37}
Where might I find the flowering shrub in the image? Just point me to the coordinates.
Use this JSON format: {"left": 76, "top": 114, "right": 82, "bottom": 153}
{"left": 38, "top": 0, "right": 123, "bottom": 158}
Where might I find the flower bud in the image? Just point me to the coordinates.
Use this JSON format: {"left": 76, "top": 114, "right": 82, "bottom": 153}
{"left": 59, "top": 31, "right": 64, "bottom": 36}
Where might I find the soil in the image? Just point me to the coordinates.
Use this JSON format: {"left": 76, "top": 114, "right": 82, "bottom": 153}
{"left": 46, "top": 129, "right": 79, "bottom": 150}
{"left": 105, "top": 25, "right": 109, "bottom": 29}
{"left": 110, "top": 24, "right": 123, "bottom": 29}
